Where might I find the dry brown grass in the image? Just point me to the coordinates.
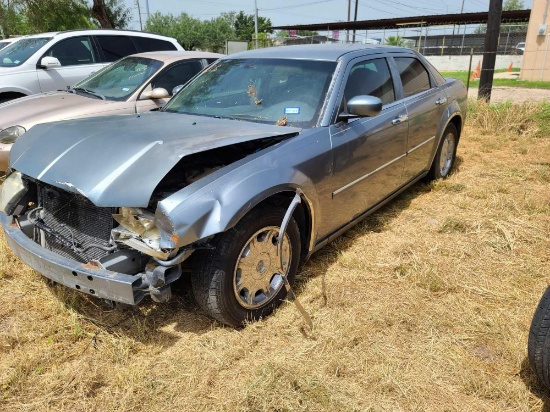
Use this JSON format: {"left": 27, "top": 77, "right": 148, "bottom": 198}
{"left": 1, "top": 100, "right": 549, "bottom": 411}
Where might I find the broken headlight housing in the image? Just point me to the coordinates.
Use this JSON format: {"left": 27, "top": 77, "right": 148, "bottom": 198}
{"left": 0, "top": 171, "right": 27, "bottom": 215}
{"left": 112, "top": 207, "right": 169, "bottom": 259}
{"left": 0, "top": 126, "right": 26, "bottom": 144}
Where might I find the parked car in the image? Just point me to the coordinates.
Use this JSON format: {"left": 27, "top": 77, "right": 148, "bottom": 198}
{"left": 0, "top": 51, "right": 222, "bottom": 173}
{"left": 0, "top": 45, "right": 467, "bottom": 327}
{"left": 0, "top": 37, "right": 21, "bottom": 51}
{"left": 516, "top": 42, "right": 525, "bottom": 55}
{"left": 529, "top": 285, "right": 550, "bottom": 389}
{"left": 0, "top": 29, "right": 183, "bottom": 104}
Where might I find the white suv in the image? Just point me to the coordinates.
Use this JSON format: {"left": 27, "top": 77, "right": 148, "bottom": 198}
{"left": 0, "top": 29, "right": 183, "bottom": 103}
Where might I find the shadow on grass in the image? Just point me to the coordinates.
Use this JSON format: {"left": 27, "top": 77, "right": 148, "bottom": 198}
{"left": 519, "top": 356, "right": 550, "bottom": 410}
{"left": 44, "top": 178, "right": 437, "bottom": 347}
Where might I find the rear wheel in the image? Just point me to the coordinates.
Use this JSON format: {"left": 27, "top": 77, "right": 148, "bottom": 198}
{"left": 428, "top": 123, "right": 458, "bottom": 180}
{"left": 191, "top": 207, "right": 301, "bottom": 327}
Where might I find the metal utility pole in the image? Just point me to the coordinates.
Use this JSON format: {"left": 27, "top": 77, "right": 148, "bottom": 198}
{"left": 478, "top": 0, "right": 503, "bottom": 101}
{"left": 352, "top": 0, "right": 359, "bottom": 43}
{"left": 135, "top": 0, "right": 143, "bottom": 31}
{"left": 254, "top": 0, "right": 259, "bottom": 49}
{"left": 346, "top": 0, "right": 351, "bottom": 43}
{"left": 145, "top": 0, "right": 150, "bottom": 22}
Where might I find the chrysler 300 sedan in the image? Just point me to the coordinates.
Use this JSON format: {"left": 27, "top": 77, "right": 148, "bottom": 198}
{"left": 0, "top": 45, "right": 467, "bottom": 327}
{"left": 0, "top": 51, "right": 222, "bottom": 173}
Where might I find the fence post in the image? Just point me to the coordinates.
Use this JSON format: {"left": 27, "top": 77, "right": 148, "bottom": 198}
{"left": 466, "top": 48, "right": 474, "bottom": 94}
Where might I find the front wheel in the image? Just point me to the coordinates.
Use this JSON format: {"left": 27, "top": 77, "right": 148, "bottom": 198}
{"left": 428, "top": 123, "right": 458, "bottom": 180}
{"left": 191, "top": 207, "right": 301, "bottom": 327}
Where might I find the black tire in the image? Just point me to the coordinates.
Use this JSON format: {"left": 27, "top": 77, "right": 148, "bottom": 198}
{"left": 428, "top": 123, "right": 458, "bottom": 180}
{"left": 191, "top": 207, "right": 301, "bottom": 327}
{"left": 528, "top": 285, "right": 550, "bottom": 389}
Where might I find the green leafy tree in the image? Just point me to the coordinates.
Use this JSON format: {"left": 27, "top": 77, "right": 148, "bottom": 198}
{"left": 385, "top": 35, "right": 405, "bottom": 46}
{"left": 92, "top": 0, "right": 131, "bottom": 29}
{"left": 202, "top": 15, "right": 235, "bottom": 52}
{"left": 234, "top": 11, "right": 272, "bottom": 42}
{"left": 475, "top": 0, "right": 526, "bottom": 34}
{"left": 145, "top": 12, "right": 204, "bottom": 50}
{"left": 503, "top": 0, "right": 524, "bottom": 10}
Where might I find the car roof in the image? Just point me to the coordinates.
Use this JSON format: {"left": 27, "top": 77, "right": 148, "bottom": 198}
{"left": 227, "top": 44, "right": 415, "bottom": 61}
{"left": 18, "top": 29, "right": 178, "bottom": 41}
{"left": 131, "top": 50, "right": 224, "bottom": 63}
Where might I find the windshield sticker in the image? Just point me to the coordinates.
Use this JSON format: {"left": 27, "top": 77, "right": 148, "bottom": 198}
{"left": 122, "top": 87, "right": 130, "bottom": 91}
{"left": 284, "top": 107, "right": 300, "bottom": 115}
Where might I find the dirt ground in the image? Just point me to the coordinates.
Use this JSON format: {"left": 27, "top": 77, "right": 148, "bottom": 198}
{"left": 468, "top": 86, "right": 550, "bottom": 103}
{"left": 468, "top": 72, "right": 550, "bottom": 103}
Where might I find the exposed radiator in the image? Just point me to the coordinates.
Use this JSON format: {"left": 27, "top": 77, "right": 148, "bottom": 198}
{"left": 36, "top": 183, "right": 116, "bottom": 263}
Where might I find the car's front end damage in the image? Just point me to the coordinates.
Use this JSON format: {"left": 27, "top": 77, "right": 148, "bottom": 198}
{"left": 0, "top": 113, "right": 302, "bottom": 305}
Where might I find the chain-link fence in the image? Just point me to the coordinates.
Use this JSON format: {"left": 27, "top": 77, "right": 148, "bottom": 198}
{"left": 264, "top": 24, "right": 527, "bottom": 58}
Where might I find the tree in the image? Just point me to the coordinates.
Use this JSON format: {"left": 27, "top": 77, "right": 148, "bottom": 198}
{"left": 234, "top": 11, "right": 272, "bottom": 42}
{"left": 0, "top": 0, "right": 131, "bottom": 38}
{"left": 503, "top": 0, "right": 524, "bottom": 10}
{"left": 202, "top": 15, "right": 235, "bottom": 52}
{"left": 104, "top": 0, "right": 131, "bottom": 29}
{"left": 21, "top": 0, "right": 95, "bottom": 32}
{"left": 385, "top": 35, "right": 405, "bottom": 46}
{"left": 474, "top": 0, "right": 526, "bottom": 34}
{"left": 145, "top": 12, "right": 205, "bottom": 50}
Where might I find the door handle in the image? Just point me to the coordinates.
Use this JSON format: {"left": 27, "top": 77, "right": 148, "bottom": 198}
{"left": 392, "top": 114, "right": 408, "bottom": 125}
{"left": 436, "top": 97, "right": 448, "bottom": 105}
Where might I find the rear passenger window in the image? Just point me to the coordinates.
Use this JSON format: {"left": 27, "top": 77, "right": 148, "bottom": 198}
{"left": 344, "top": 58, "right": 395, "bottom": 105}
{"left": 394, "top": 57, "right": 431, "bottom": 97}
{"left": 132, "top": 37, "right": 177, "bottom": 52}
{"left": 96, "top": 36, "right": 137, "bottom": 62}
{"left": 46, "top": 36, "right": 96, "bottom": 66}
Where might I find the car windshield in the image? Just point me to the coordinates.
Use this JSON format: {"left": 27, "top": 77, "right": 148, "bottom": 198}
{"left": 73, "top": 56, "right": 164, "bottom": 101}
{"left": 163, "top": 58, "right": 337, "bottom": 128}
{"left": 0, "top": 37, "right": 51, "bottom": 67}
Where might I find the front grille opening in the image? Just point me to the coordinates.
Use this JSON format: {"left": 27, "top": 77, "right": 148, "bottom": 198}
{"left": 36, "top": 183, "right": 116, "bottom": 263}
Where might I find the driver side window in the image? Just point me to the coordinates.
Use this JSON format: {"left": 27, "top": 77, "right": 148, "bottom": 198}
{"left": 45, "top": 36, "right": 95, "bottom": 66}
{"left": 343, "top": 58, "right": 395, "bottom": 106}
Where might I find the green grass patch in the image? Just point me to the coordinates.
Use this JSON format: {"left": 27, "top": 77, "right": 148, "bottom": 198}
{"left": 441, "top": 70, "right": 550, "bottom": 89}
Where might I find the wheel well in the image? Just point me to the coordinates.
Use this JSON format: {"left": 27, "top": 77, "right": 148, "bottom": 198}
{"left": 450, "top": 115, "right": 462, "bottom": 141}
{"left": 251, "top": 192, "right": 312, "bottom": 260}
{"left": 0, "top": 92, "right": 26, "bottom": 104}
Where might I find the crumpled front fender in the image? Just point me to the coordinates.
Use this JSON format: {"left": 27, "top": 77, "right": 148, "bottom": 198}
{"left": 155, "top": 137, "right": 324, "bottom": 250}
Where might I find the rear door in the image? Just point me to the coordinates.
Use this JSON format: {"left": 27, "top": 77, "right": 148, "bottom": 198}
{"left": 391, "top": 56, "right": 447, "bottom": 182}
{"left": 327, "top": 56, "right": 408, "bottom": 230}
{"left": 37, "top": 36, "right": 104, "bottom": 92}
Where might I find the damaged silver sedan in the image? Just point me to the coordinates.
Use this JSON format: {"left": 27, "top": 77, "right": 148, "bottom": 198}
{"left": 0, "top": 45, "right": 466, "bottom": 326}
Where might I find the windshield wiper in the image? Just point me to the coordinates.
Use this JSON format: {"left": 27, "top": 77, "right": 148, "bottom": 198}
{"left": 225, "top": 113, "right": 268, "bottom": 121}
{"left": 72, "top": 87, "right": 105, "bottom": 100}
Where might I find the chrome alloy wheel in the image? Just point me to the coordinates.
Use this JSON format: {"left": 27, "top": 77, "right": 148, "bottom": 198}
{"left": 233, "top": 226, "right": 291, "bottom": 309}
{"left": 439, "top": 132, "right": 456, "bottom": 177}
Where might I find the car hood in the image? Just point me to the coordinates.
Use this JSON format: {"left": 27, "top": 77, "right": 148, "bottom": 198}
{"left": 0, "top": 92, "right": 127, "bottom": 131}
{"left": 10, "top": 112, "right": 301, "bottom": 207}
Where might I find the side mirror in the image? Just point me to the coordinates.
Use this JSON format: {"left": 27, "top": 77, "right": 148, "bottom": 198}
{"left": 142, "top": 87, "right": 169, "bottom": 100}
{"left": 39, "top": 56, "right": 61, "bottom": 69}
{"left": 339, "top": 95, "right": 383, "bottom": 120}
{"left": 172, "top": 85, "right": 183, "bottom": 95}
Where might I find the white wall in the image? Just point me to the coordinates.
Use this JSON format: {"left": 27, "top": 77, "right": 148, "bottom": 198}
{"left": 425, "top": 55, "right": 524, "bottom": 72}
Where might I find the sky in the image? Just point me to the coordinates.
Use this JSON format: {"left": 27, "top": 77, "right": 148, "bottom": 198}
{"left": 125, "top": 0, "right": 534, "bottom": 38}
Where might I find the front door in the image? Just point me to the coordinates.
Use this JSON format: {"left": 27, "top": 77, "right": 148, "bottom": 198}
{"left": 328, "top": 57, "right": 408, "bottom": 231}
{"left": 37, "top": 36, "right": 104, "bottom": 92}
